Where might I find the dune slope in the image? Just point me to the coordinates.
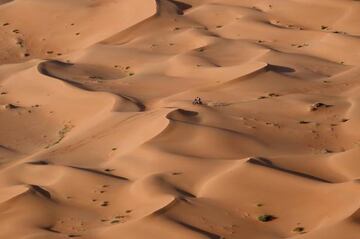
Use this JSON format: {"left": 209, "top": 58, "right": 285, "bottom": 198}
{"left": 0, "top": 0, "right": 360, "bottom": 238}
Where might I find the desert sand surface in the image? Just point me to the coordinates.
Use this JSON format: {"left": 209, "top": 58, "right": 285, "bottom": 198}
{"left": 0, "top": 0, "right": 360, "bottom": 238}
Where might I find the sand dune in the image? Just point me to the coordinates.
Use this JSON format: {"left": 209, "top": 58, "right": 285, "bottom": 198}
{"left": 0, "top": 0, "right": 360, "bottom": 238}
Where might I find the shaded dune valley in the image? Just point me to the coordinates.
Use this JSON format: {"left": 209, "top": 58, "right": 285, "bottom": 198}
{"left": 1, "top": 0, "right": 360, "bottom": 238}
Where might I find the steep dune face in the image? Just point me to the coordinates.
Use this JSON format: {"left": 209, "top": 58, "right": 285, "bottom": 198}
{"left": 0, "top": 0, "right": 360, "bottom": 238}
{"left": 0, "top": 0, "right": 157, "bottom": 64}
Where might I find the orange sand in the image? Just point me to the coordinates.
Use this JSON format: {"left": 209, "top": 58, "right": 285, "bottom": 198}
{"left": 0, "top": 0, "right": 360, "bottom": 238}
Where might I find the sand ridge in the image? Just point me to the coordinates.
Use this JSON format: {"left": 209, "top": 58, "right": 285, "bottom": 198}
{"left": 0, "top": 0, "right": 360, "bottom": 238}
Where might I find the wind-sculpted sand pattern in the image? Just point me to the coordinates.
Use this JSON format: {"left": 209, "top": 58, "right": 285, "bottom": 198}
{"left": 0, "top": 0, "right": 360, "bottom": 238}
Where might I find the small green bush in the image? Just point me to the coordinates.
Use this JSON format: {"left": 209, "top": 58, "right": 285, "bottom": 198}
{"left": 293, "top": 227, "right": 305, "bottom": 233}
{"left": 258, "top": 214, "right": 276, "bottom": 222}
